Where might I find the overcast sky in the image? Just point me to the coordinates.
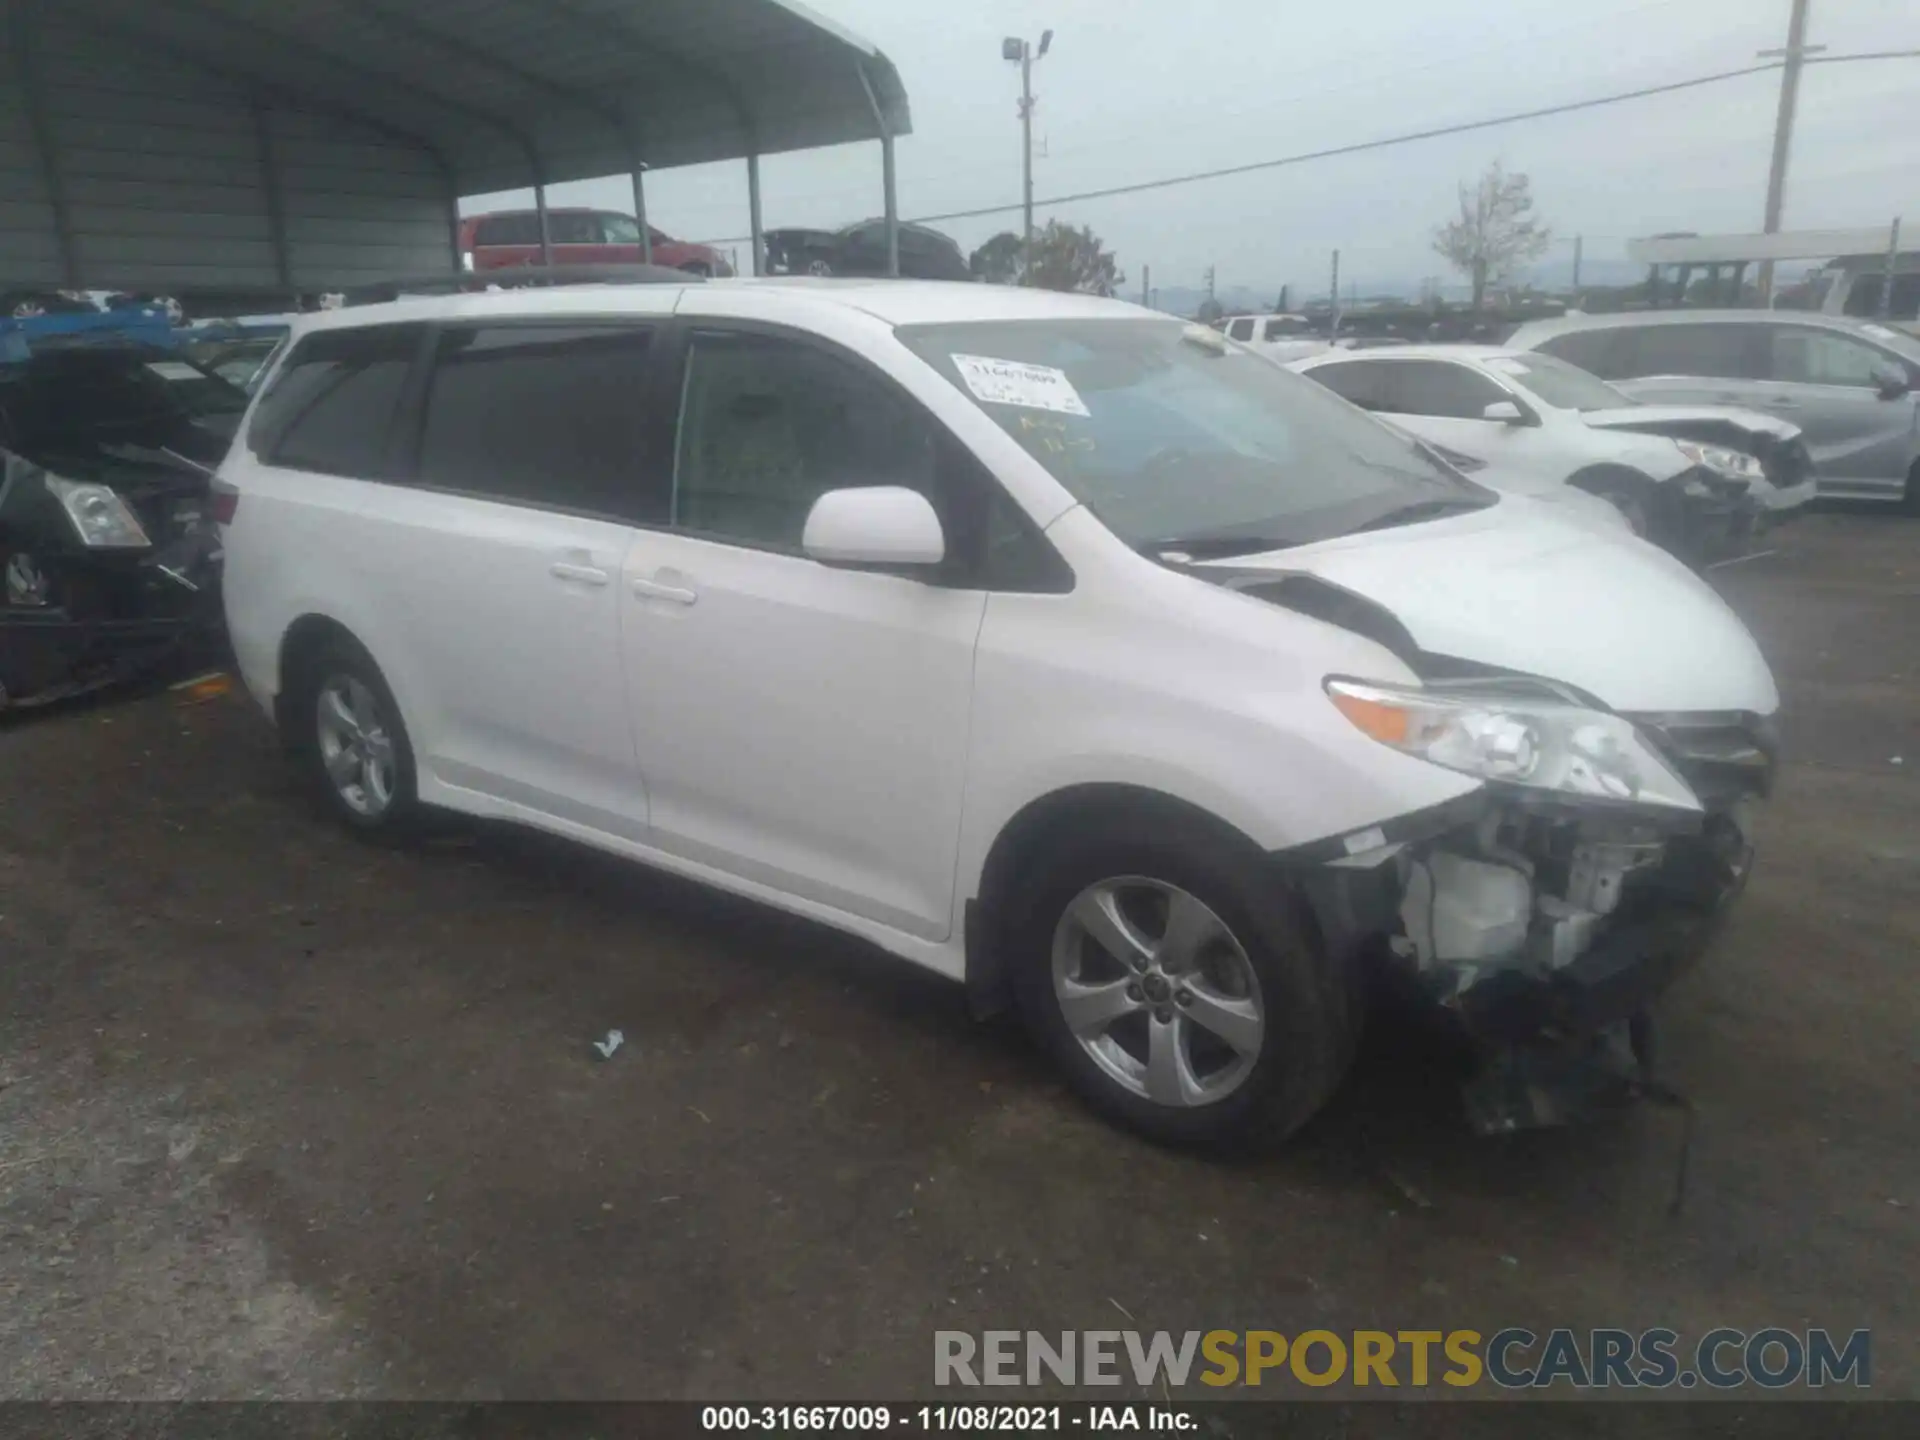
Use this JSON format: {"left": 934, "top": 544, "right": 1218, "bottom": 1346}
{"left": 466, "top": 0, "right": 1917, "bottom": 297}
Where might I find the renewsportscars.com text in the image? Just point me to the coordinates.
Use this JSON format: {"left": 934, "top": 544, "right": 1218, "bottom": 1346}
{"left": 935, "top": 1327, "right": 1871, "bottom": 1391}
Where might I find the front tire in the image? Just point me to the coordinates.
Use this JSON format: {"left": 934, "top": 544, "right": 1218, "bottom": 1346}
{"left": 1008, "top": 818, "right": 1356, "bottom": 1149}
{"left": 291, "top": 641, "right": 420, "bottom": 837}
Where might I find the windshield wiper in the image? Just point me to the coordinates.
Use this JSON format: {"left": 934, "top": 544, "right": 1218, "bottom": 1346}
{"left": 1139, "top": 532, "right": 1309, "bottom": 560}
{"left": 1344, "top": 496, "right": 1492, "bottom": 535}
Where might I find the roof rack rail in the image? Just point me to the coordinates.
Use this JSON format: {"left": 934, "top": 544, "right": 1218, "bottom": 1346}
{"left": 340, "top": 264, "right": 703, "bottom": 307}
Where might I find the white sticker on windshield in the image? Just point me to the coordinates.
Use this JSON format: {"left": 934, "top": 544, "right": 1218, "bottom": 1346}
{"left": 145, "top": 360, "right": 203, "bottom": 381}
{"left": 1482, "top": 357, "right": 1528, "bottom": 374}
{"left": 1862, "top": 324, "right": 1898, "bottom": 341}
{"left": 951, "top": 353, "right": 1090, "bottom": 416}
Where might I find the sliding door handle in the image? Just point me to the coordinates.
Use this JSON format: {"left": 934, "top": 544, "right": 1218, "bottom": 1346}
{"left": 630, "top": 576, "right": 697, "bottom": 605}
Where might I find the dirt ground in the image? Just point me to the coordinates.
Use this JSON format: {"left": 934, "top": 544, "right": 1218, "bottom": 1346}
{"left": 1, "top": 511, "right": 1915, "bottom": 1406}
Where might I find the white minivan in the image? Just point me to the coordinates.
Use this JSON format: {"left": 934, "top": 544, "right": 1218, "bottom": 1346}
{"left": 217, "top": 278, "right": 1778, "bottom": 1146}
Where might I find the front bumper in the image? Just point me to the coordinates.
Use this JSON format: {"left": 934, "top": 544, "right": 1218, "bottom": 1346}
{"left": 0, "top": 555, "right": 222, "bottom": 707}
{"left": 1290, "top": 713, "right": 1772, "bottom": 1050}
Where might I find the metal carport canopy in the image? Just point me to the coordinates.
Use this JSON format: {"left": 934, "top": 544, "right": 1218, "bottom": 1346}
{"left": 0, "top": 0, "right": 910, "bottom": 301}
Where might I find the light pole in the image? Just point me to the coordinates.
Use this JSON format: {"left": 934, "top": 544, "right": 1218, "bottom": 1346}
{"left": 1002, "top": 29, "right": 1052, "bottom": 281}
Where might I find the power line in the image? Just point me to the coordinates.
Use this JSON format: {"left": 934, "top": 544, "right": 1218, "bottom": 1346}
{"left": 909, "top": 62, "right": 1787, "bottom": 224}
{"left": 688, "top": 48, "right": 1920, "bottom": 245}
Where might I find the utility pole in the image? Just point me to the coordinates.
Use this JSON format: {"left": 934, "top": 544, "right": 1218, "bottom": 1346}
{"left": 1140, "top": 264, "right": 1150, "bottom": 308}
{"left": 1756, "top": 0, "right": 1823, "bottom": 306}
{"left": 1571, "top": 234, "right": 1583, "bottom": 295}
{"left": 1329, "top": 249, "right": 1341, "bottom": 338}
{"left": 1880, "top": 217, "right": 1903, "bottom": 320}
{"left": 1003, "top": 30, "right": 1053, "bottom": 280}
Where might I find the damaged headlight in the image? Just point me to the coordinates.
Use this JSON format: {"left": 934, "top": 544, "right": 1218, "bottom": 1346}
{"left": 1325, "top": 678, "right": 1702, "bottom": 815}
{"left": 45, "top": 475, "right": 150, "bottom": 549}
{"left": 1674, "top": 440, "right": 1764, "bottom": 485}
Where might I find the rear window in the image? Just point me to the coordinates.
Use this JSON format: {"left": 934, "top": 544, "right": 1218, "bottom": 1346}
{"left": 413, "top": 323, "right": 655, "bottom": 518}
{"left": 250, "top": 324, "right": 423, "bottom": 476}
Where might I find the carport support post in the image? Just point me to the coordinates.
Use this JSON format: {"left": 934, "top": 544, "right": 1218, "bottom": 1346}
{"left": 535, "top": 183, "right": 553, "bottom": 268}
{"left": 747, "top": 152, "right": 764, "bottom": 277}
{"left": 9, "top": 0, "right": 79, "bottom": 289}
{"left": 630, "top": 165, "right": 652, "bottom": 265}
{"left": 251, "top": 104, "right": 293, "bottom": 298}
{"left": 856, "top": 63, "right": 899, "bottom": 277}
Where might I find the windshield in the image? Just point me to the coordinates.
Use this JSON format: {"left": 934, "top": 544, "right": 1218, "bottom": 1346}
{"left": 0, "top": 348, "right": 249, "bottom": 455}
{"left": 1485, "top": 352, "right": 1633, "bottom": 412}
{"left": 897, "top": 318, "right": 1487, "bottom": 552}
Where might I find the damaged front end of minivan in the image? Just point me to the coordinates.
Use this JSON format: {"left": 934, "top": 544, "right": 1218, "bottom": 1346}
{"left": 1292, "top": 665, "right": 1771, "bottom": 1134}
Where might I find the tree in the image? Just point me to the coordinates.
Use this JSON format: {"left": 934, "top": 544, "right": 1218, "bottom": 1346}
{"left": 1432, "top": 161, "right": 1551, "bottom": 310}
{"left": 1024, "top": 220, "right": 1123, "bottom": 296}
{"left": 969, "top": 231, "right": 1024, "bottom": 285}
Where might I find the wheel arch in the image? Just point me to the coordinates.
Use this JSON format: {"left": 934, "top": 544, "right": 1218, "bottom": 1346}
{"left": 274, "top": 613, "right": 380, "bottom": 733}
{"left": 963, "top": 782, "right": 1276, "bottom": 1020}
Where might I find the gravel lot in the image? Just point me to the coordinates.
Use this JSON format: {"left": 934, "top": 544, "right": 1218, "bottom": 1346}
{"left": 2, "top": 511, "right": 1915, "bottom": 1407}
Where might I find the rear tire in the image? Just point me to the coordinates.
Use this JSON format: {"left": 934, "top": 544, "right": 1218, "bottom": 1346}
{"left": 1008, "top": 816, "right": 1356, "bottom": 1150}
{"left": 288, "top": 639, "right": 420, "bottom": 839}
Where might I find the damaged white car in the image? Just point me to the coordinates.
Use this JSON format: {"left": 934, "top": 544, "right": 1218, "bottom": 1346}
{"left": 1290, "top": 344, "right": 1816, "bottom": 562}
{"left": 220, "top": 282, "right": 1776, "bottom": 1149}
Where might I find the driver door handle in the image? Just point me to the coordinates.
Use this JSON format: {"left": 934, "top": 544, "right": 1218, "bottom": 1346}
{"left": 631, "top": 576, "right": 697, "bottom": 605}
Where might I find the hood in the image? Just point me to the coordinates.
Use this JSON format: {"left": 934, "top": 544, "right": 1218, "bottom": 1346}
{"left": 1578, "top": 404, "right": 1799, "bottom": 446}
{"left": 1207, "top": 497, "right": 1778, "bottom": 715}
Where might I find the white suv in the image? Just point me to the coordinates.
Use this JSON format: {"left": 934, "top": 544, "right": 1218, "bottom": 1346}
{"left": 217, "top": 278, "right": 1779, "bottom": 1146}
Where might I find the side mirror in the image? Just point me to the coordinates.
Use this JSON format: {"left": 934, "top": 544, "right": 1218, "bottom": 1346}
{"left": 1871, "top": 361, "right": 1910, "bottom": 400}
{"left": 1481, "top": 399, "right": 1526, "bottom": 424}
{"left": 802, "top": 486, "right": 946, "bottom": 569}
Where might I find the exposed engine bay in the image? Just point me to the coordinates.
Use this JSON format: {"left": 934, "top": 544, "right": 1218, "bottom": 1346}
{"left": 1211, "top": 564, "right": 1778, "bottom": 1134}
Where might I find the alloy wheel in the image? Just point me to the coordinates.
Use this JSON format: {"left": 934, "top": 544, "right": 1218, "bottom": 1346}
{"left": 314, "top": 674, "right": 397, "bottom": 819}
{"left": 1050, "top": 876, "right": 1265, "bottom": 1107}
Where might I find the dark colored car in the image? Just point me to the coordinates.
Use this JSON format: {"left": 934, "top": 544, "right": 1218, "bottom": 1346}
{"left": 0, "top": 342, "right": 238, "bottom": 708}
{"left": 460, "top": 209, "right": 732, "bottom": 277}
{"left": 763, "top": 220, "right": 971, "bottom": 281}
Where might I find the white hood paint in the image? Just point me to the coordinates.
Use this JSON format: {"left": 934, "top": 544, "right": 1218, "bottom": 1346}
{"left": 1215, "top": 498, "right": 1780, "bottom": 715}
{"left": 1579, "top": 404, "right": 1800, "bottom": 444}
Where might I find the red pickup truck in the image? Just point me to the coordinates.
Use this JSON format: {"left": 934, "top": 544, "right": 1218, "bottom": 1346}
{"left": 460, "top": 209, "right": 733, "bottom": 276}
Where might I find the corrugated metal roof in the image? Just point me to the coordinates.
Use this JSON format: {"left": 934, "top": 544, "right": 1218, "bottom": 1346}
{"left": 0, "top": 0, "right": 909, "bottom": 296}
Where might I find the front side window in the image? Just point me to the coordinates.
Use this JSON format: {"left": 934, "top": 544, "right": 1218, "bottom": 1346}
{"left": 1226, "top": 319, "right": 1254, "bottom": 342}
{"left": 251, "top": 324, "right": 423, "bottom": 476}
{"left": 1767, "top": 327, "right": 1891, "bottom": 389}
{"left": 672, "top": 332, "right": 938, "bottom": 548}
{"left": 1485, "top": 353, "right": 1633, "bottom": 412}
{"left": 898, "top": 318, "right": 1486, "bottom": 554}
{"left": 601, "top": 214, "right": 642, "bottom": 244}
{"left": 1374, "top": 360, "right": 1507, "bottom": 419}
{"left": 413, "top": 324, "right": 655, "bottom": 516}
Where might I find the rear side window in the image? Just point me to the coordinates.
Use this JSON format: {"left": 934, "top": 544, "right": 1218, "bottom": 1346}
{"left": 413, "top": 324, "right": 656, "bottom": 518}
{"left": 1374, "top": 360, "right": 1506, "bottom": 419}
{"left": 472, "top": 214, "right": 539, "bottom": 247}
{"left": 1534, "top": 328, "right": 1626, "bottom": 378}
{"left": 1304, "top": 360, "right": 1388, "bottom": 410}
{"left": 250, "top": 323, "right": 423, "bottom": 476}
{"left": 1842, "top": 274, "right": 1920, "bottom": 321}
{"left": 1621, "top": 324, "right": 1760, "bottom": 381}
